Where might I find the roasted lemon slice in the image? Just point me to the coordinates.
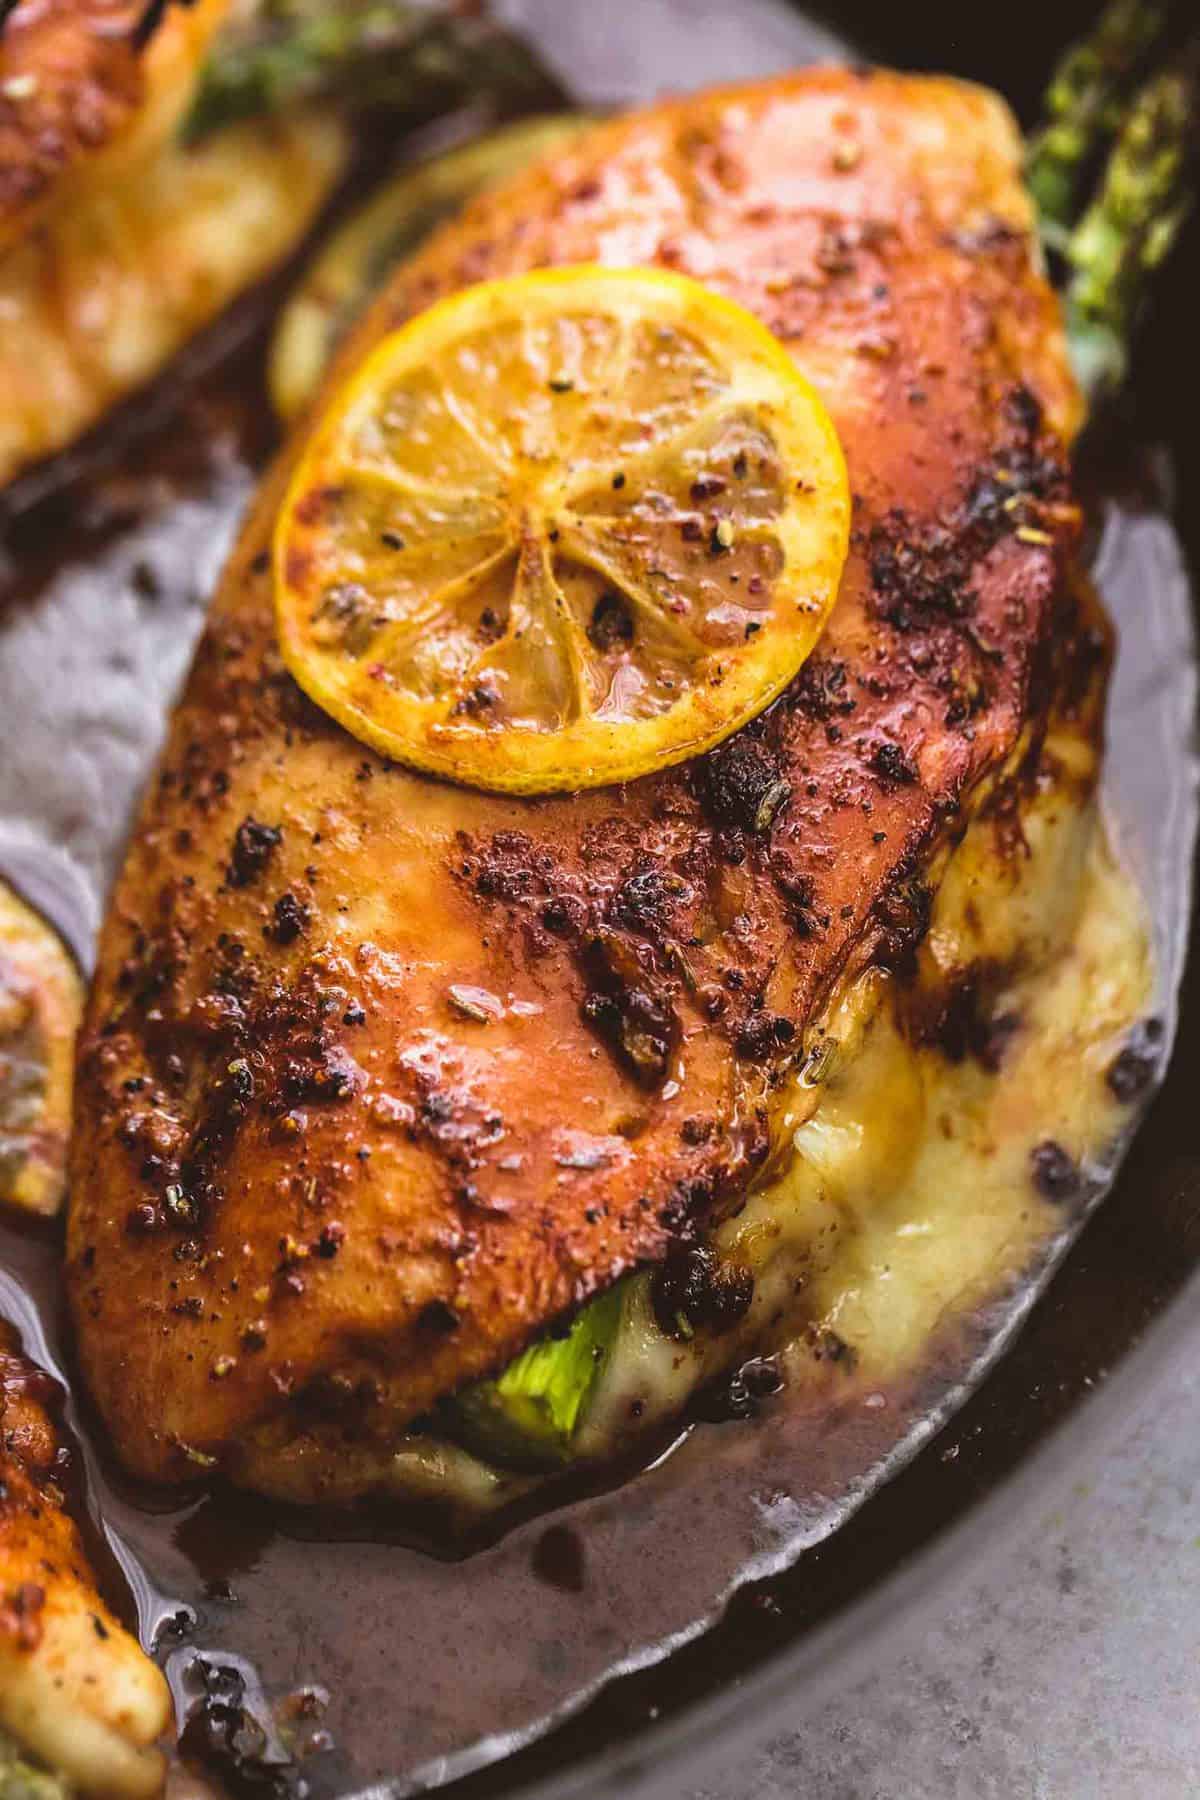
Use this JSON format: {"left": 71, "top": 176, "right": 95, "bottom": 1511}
{"left": 274, "top": 266, "right": 850, "bottom": 793}
{"left": 0, "top": 879, "right": 81, "bottom": 1217}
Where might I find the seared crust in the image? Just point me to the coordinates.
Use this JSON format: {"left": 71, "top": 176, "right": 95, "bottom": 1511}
{"left": 69, "top": 70, "right": 1086, "bottom": 1481}
{"left": 0, "top": 0, "right": 228, "bottom": 253}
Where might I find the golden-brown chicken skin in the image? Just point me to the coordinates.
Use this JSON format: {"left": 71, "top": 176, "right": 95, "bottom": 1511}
{"left": 0, "top": 0, "right": 344, "bottom": 491}
{"left": 68, "top": 69, "right": 1086, "bottom": 1485}
{"left": 0, "top": 1323, "right": 170, "bottom": 1795}
{"left": 0, "top": 0, "right": 230, "bottom": 253}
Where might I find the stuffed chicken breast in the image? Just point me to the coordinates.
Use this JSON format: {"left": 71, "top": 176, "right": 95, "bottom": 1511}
{"left": 67, "top": 68, "right": 1148, "bottom": 1510}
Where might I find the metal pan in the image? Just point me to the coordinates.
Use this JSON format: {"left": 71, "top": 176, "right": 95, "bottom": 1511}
{"left": 0, "top": 1, "right": 1195, "bottom": 1795}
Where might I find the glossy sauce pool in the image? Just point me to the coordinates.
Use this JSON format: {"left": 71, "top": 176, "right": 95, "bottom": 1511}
{"left": 0, "top": 3, "right": 1197, "bottom": 1795}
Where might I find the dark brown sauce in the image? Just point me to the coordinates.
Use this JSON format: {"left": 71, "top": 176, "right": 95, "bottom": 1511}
{"left": 0, "top": 4, "right": 1197, "bottom": 1795}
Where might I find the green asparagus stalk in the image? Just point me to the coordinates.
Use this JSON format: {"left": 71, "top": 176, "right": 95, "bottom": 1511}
{"left": 184, "top": 0, "right": 561, "bottom": 143}
{"left": 1063, "top": 60, "right": 1197, "bottom": 399}
{"left": 1026, "top": 0, "right": 1173, "bottom": 246}
{"left": 451, "top": 1282, "right": 626, "bottom": 1470}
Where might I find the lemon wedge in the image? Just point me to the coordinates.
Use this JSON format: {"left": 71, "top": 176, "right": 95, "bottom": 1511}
{"left": 274, "top": 265, "right": 850, "bottom": 794}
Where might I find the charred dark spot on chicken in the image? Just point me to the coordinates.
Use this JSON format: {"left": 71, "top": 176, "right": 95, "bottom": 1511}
{"left": 697, "top": 734, "right": 790, "bottom": 836}
{"left": 868, "top": 402, "right": 1071, "bottom": 638}
{"left": 227, "top": 818, "right": 282, "bottom": 888}
{"left": 608, "top": 867, "right": 691, "bottom": 944}
{"left": 651, "top": 1243, "right": 754, "bottom": 1341}
{"left": 582, "top": 932, "right": 680, "bottom": 1088}
{"left": 266, "top": 891, "right": 309, "bottom": 946}
{"left": 870, "top": 874, "right": 934, "bottom": 975}
{"left": 870, "top": 739, "right": 919, "bottom": 787}
{"left": 788, "top": 655, "right": 856, "bottom": 725}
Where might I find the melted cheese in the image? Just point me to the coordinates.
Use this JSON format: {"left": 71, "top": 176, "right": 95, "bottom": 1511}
{"left": 584, "top": 786, "right": 1148, "bottom": 1445}
{"left": 237, "top": 716, "right": 1151, "bottom": 1511}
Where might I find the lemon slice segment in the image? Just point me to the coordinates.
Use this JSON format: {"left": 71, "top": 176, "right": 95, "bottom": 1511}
{"left": 274, "top": 266, "right": 850, "bottom": 794}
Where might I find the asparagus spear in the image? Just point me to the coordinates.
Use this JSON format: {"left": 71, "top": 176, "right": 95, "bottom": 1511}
{"left": 1064, "top": 59, "right": 1197, "bottom": 399}
{"left": 184, "top": 0, "right": 560, "bottom": 143}
{"left": 1026, "top": 0, "right": 1173, "bottom": 246}
{"left": 451, "top": 1282, "right": 626, "bottom": 1470}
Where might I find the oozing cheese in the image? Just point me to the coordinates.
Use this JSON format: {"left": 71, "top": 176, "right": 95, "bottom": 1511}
{"left": 583, "top": 774, "right": 1148, "bottom": 1446}
{"left": 236, "top": 714, "right": 1151, "bottom": 1513}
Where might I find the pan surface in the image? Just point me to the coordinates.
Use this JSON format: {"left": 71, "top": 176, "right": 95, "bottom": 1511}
{"left": 0, "top": 2, "right": 1195, "bottom": 1795}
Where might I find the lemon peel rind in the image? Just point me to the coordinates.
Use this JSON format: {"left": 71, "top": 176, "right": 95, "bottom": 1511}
{"left": 274, "top": 265, "right": 850, "bottom": 795}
